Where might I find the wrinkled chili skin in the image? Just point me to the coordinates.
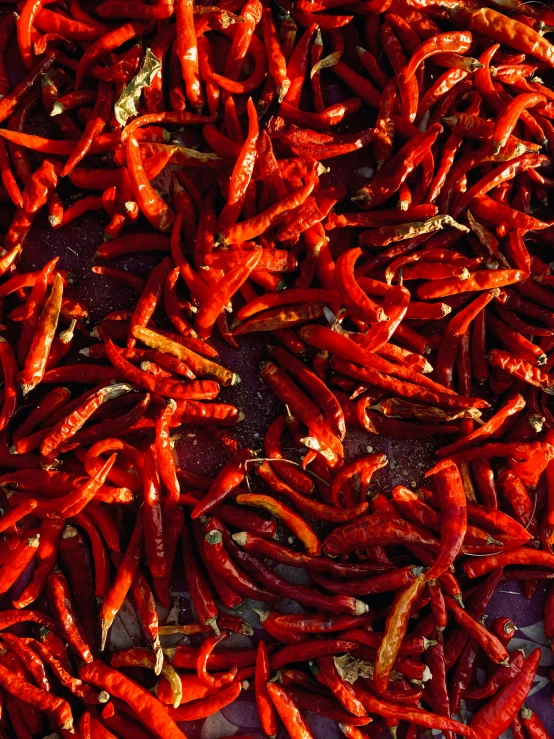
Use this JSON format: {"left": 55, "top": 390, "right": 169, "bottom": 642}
{"left": 0, "top": 0, "right": 551, "bottom": 735}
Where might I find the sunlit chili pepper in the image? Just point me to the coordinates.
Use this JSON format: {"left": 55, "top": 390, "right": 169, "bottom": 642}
{"left": 202, "top": 519, "right": 278, "bottom": 603}
{"left": 374, "top": 571, "right": 426, "bottom": 692}
{"left": 468, "top": 648, "right": 540, "bottom": 738}
{"left": 236, "top": 493, "right": 321, "bottom": 555}
{"left": 100, "top": 515, "right": 142, "bottom": 650}
{"left": 182, "top": 524, "right": 219, "bottom": 634}
{"left": 47, "top": 569, "right": 92, "bottom": 664}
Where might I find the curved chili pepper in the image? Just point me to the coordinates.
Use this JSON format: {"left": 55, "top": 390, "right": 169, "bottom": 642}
{"left": 182, "top": 524, "right": 219, "bottom": 633}
{"left": 59, "top": 525, "right": 96, "bottom": 647}
{"left": 196, "top": 631, "right": 237, "bottom": 689}
{"left": 238, "top": 493, "right": 321, "bottom": 554}
{"left": 61, "top": 83, "right": 113, "bottom": 177}
{"left": 329, "top": 453, "right": 388, "bottom": 506}
{"left": 464, "top": 648, "right": 525, "bottom": 701}
{"left": 202, "top": 522, "right": 278, "bottom": 603}
{"left": 255, "top": 641, "right": 277, "bottom": 737}
{"left": 74, "top": 21, "right": 148, "bottom": 88}
{"left": 126, "top": 134, "right": 174, "bottom": 233}
{"left": 0, "top": 662, "right": 73, "bottom": 732}
{"left": 468, "top": 648, "right": 540, "bottom": 738}
{"left": 374, "top": 572, "right": 426, "bottom": 692}
{"left": 267, "top": 683, "right": 314, "bottom": 739}
{"left": 126, "top": 258, "right": 172, "bottom": 347}
{"left": 192, "top": 448, "right": 252, "bottom": 519}
{"left": 0, "top": 339, "right": 18, "bottom": 433}
{"left": 168, "top": 681, "right": 242, "bottom": 721}
{"left": 100, "top": 515, "right": 142, "bottom": 650}
{"left": 335, "top": 248, "right": 385, "bottom": 325}
{"left": 47, "top": 569, "right": 92, "bottom": 664}
{"left": 80, "top": 660, "right": 188, "bottom": 738}
{"left": 257, "top": 461, "right": 369, "bottom": 521}
{"left": 195, "top": 250, "right": 262, "bottom": 338}
{"left": 423, "top": 462, "right": 467, "bottom": 582}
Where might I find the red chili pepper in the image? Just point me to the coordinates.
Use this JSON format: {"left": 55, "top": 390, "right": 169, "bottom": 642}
{"left": 80, "top": 660, "right": 188, "bottom": 738}
{"left": 373, "top": 572, "right": 426, "bottom": 692}
{"left": 195, "top": 250, "right": 263, "bottom": 338}
{"left": 99, "top": 515, "right": 142, "bottom": 650}
{"left": 126, "top": 134, "right": 174, "bottom": 233}
{"left": 255, "top": 641, "right": 278, "bottom": 737}
{"left": 0, "top": 339, "right": 18, "bottom": 434}
{"left": 236, "top": 492, "right": 321, "bottom": 555}
{"left": 267, "top": 683, "right": 315, "bottom": 739}
{"left": 47, "top": 569, "right": 92, "bottom": 664}
{"left": 39, "top": 383, "right": 132, "bottom": 463}
{"left": 17, "top": 272, "right": 63, "bottom": 396}
{"left": 59, "top": 525, "right": 96, "bottom": 647}
{"left": 422, "top": 462, "right": 467, "bottom": 581}
{"left": 182, "top": 524, "right": 219, "bottom": 634}
{"left": 519, "top": 706, "right": 549, "bottom": 739}
{"left": 0, "top": 661, "right": 73, "bottom": 732}
{"left": 469, "top": 648, "right": 540, "bottom": 738}
{"left": 464, "top": 648, "right": 526, "bottom": 701}
{"left": 168, "top": 681, "right": 242, "bottom": 721}
{"left": 260, "top": 361, "right": 343, "bottom": 464}
{"left": 335, "top": 248, "right": 385, "bottom": 325}
{"left": 192, "top": 448, "right": 252, "bottom": 519}
{"left": 72, "top": 512, "right": 110, "bottom": 598}
{"left": 201, "top": 519, "right": 278, "bottom": 603}
{"left": 61, "top": 83, "right": 113, "bottom": 177}
{"left": 140, "top": 444, "right": 167, "bottom": 589}
{"left": 256, "top": 461, "right": 369, "bottom": 521}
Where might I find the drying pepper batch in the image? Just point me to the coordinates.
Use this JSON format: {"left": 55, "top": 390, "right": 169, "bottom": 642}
{"left": 0, "top": 0, "right": 552, "bottom": 736}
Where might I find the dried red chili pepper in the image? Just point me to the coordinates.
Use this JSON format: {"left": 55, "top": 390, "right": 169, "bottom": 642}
{"left": 202, "top": 519, "right": 278, "bottom": 603}
{"left": 464, "top": 649, "right": 525, "bottom": 701}
{"left": 100, "top": 515, "right": 142, "bottom": 650}
{"left": 468, "top": 648, "right": 540, "bottom": 738}
{"left": 267, "top": 683, "right": 314, "bottom": 739}
{"left": 72, "top": 511, "right": 110, "bottom": 598}
{"left": 0, "top": 662, "right": 73, "bottom": 732}
{"left": 182, "top": 524, "right": 219, "bottom": 634}
{"left": 59, "top": 526, "right": 96, "bottom": 648}
{"left": 47, "top": 569, "right": 92, "bottom": 664}
{"left": 374, "top": 572, "right": 426, "bottom": 692}
{"left": 236, "top": 493, "right": 321, "bottom": 555}
{"left": 80, "top": 660, "right": 188, "bottom": 738}
{"left": 423, "top": 462, "right": 467, "bottom": 581}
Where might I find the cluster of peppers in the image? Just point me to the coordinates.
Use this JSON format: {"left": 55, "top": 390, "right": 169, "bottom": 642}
{"left": 0, "top": 0, "right": 553, "bottom": 736}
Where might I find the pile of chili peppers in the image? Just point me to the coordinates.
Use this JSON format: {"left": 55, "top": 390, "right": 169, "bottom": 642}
{"left": 0, "top": 0, "right": 554, "bottom": 736}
